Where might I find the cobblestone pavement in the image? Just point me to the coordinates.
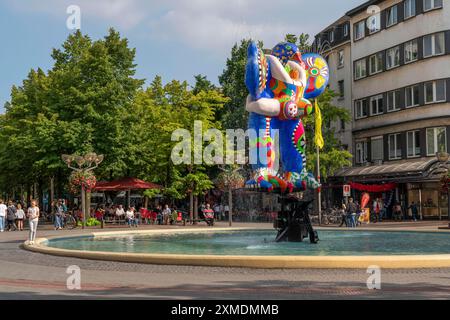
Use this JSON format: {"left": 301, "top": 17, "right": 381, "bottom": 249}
{"left": 0, "top": 221, "right": 449, "bottom": 299}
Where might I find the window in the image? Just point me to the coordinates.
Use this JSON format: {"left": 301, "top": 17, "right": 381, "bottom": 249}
{"left": 356, "top": 141, "right": 368, "bottom": 164}
{"left": 355, "top": 99, "right": 368, "bottom": 119}
{"left": 386, "top": 5, "right": 398, "bottom": 27}
{"left": 369, "top": 52, "right": 383, "bottom": 75}
{"left": 343, "top": 24, "right": 349, "bottom": 37}
{"left": 367, "top": 12, "right": 380, "bottom": 34}
{"left": 389, "top": 133, "right": 402, "bottom": 160}
{"left": 427, "top": 127, "right": 447, "bottom": 155}
{"left": 338, "top": 50, "right": 344, "bottom": 68}
{"left": 371, "top": 137, "right": 384, "bottom": 161}
{"left": 425, "top": 80, "right": 446, "bottom": 104}
{"left": 404, "top": 0, "right": 416, "bottom": 19}
{"left": 386, "top": 46, "right": 400, "bottom": 69}
{"left": 405, "top": 85, "right": 420, "bottom": 107}
{"left": 407, "top": 130, "right": 421, "bottom": 158}
{"left": 423, "top": 32, "right": 445, "bottom": 58}
{"left": 354, "top": 21, "right": 365, "bottom": 40}
{"left": 340, "top": 119, "right": 346, "bottom": 131}
{"left": 338, "top": 80, "right": 344, "bottom": 98}
{"left": 329, "top": 30, "right": 334, "bottom": 43}
{"left": 355, "top": 59, "right": 367, "bottom": 80}
{"left": 424, "top": 0, "right": 443, "bottom": 12}
{"left": 387, "top": 90, "right": 401, "bottom": 112}
{"left": 405, "top": 39, "right": 418, "bottom": 63}
{"left": 370, "top": 94, "right": 384, "bottom": 115}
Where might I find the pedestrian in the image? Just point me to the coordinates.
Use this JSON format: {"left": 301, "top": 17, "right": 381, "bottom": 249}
{"left": 372, "top": 198, "right": 380, "bottom": 223}
{"left": 6, "top": 201, "right": 17, "bottom": 231}
{"left": 202, "top": 203, "right": 215, "bottom": 226}
{"left": 224, "top": 204, "right": 230, "bottom": 220}
{"left": 378, "top": 198, "right": 385, "bottom": 222}
{"left": 115, "top": 204, "right": 125, "bottom": 224}
{"left": 162, "top": 204, "right": 171, "bottom": 225}
{"left": 27, "top": 200, "right": 40, "bottom": 245}
{"left": 393, "top": 202, "right": 402, "bottom": 221}
{"left": 408, "top": 201, "right": 419, "bottom": 222}
{"left": 125, "top": 207, "right": 136, "bottom": 227}
{"left": 347, "top": 198, "right": 358, "bottom": 228}
{"left": 0, "top": 199, "right": 6, "bottom": 232}
{"left": 213, "top": 203, "right": 220, "bottom": 220}
{"left": 15, "top": 203, "right": 25, "bottom": 231}
{"left": 155, "top": 205, "right": 163, "bottom": 225}
{"left": 338, "top": 203, "right": 348, "bottom": 227}
{"left": 54, "top": 199, "right": 64, "bottom": 230}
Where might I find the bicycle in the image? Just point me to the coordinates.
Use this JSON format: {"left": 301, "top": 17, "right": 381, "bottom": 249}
{"left": 63, "top": 212, "right": 78, "bottom": 230}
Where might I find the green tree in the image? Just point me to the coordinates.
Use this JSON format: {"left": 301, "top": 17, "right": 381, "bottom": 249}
{"left": 0, "top": 29, "right": 145, "bottom": 200}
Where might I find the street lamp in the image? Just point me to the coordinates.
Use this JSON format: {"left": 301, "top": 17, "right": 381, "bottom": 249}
{"left": 62, "top": 152, "right": 104, "bottom": 229}
{"left": 436, "top": 151, "right": 450, "bottom": 226}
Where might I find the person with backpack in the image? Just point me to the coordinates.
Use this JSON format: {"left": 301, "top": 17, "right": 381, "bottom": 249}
{"left": 6, "top": 201, "right": 17, "bottom": 231}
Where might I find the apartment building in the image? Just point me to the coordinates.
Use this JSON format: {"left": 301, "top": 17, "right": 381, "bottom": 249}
{"left": 315, "top": 0, "right": 450, "bottom": 220}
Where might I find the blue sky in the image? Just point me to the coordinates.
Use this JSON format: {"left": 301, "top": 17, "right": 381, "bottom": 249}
{"left": 0, "top": 0, "right": 364, "bottom": 113}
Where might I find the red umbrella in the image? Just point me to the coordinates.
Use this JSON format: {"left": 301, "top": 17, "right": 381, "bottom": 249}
{"left": 94, "top": 177, "right": 162, "bottom": 191}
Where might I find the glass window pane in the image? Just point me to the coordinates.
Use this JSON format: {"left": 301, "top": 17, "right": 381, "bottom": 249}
{"left": 414, "top": 131, "right": 421, "bottom": 156}
{"left": 435, "top": 0, "right": 443, "bottom": 8}
{"left": 406, "top": 87, "right": 412, "bottom": 107}
{"left": 424, "top": 35, "right": 433, "bottom": 57}
{"left": 425, "top": 82, "right": 434, "bottom": 103}
{"left": 437, "top": 128, "right": 446, "bottom": 152}
{"left": 372, "top": 138, "right": 383, "bottom": 161}
{"left": 395, "top": 134, "right": 401, "bottom": 157}
{"left": 407, "top": 132, "right": 414, "bottom": 156}
{"left": 413, "top": 86, "right": 419, "bottom": 105}
{"left": 424, "top": 0, "right": 432, "bottom": 11}
{"left": 436, "top": 80, "right": 446, "bottom": 102}
{"left": 427, "top": 129, "right": 435, "bottom": 155}
{"left": 435, "top": 33, "right": 445, "bottom": 55}
{"left": 389, "top": 135, "right": 395, "bottom": 158}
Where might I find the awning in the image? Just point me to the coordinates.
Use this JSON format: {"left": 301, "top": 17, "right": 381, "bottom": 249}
{"left": 94, "top": 177, "right": 162, "bottom": 191}
{"left": 333, "top": 158, "right": 445, "bottom": 182}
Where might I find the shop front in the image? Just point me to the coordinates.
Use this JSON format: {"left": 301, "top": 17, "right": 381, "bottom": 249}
{"left": 330, "top": 158, "right": 450, "bottom": 221}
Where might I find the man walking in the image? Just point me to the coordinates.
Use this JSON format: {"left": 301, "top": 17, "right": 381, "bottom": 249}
{"left": 347, "top": 198, "right": 358, "bottom": 228}
{"left": 408, "top": 201, "right": 419, "bottom": 222}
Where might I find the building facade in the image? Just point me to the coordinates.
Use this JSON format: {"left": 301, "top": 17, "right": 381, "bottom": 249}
{"left": 315, "top": 0, "right": 450, "bottom": 220}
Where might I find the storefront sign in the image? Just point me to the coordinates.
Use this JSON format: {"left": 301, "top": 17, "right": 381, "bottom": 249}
{"left": 343, "top": 185, "right": 351, "bottom": 197}
{"left": 407, "top": 183, "right": 421, "bottom": 190}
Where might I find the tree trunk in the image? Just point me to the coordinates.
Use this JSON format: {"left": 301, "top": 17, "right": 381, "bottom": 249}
{"left": 228, "top": 188, "right": 233, "bottom": 227}
{"left": 50, "top": 176, "right": 55, "bottom": 209}
{"left": 193, "top": 196, "right": 198, "bottom": 224}
{"left": 144, "top": 196, "right": 149, "bottom": 209}
{"left": 189, "top": 192, "right": 194, "bottom": 221}
{"left": 85, "top": 191, "right": 91, "bottom": 218}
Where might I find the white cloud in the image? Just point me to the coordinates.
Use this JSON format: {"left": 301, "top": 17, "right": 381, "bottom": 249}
{"left": 4, "top": 0, "right": 146, "bottom": 29}
{"left": 4, "top": 0, "right": 364, "bottom": 51}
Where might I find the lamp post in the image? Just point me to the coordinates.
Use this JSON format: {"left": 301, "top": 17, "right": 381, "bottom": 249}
{"left": 436, "top": 151, "right": 450, "bottom": 226}
{"left": 61, "top": 152, "right": 104, "bottom": 229}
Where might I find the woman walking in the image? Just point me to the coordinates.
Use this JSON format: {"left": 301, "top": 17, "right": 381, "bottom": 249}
{"left": 27, "top": 200, "right": 40, "bottom": 245}
{"left": 15, "top": 203, "right": 25, "bottom": 231}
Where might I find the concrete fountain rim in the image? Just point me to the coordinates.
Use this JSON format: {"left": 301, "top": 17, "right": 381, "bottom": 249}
{"left": 22, "top": 227, "right": 450, "bottom": 269}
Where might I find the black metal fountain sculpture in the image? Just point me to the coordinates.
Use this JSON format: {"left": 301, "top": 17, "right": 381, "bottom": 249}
{"left": 274, "top": 191, "right": 319, "bottom": 243}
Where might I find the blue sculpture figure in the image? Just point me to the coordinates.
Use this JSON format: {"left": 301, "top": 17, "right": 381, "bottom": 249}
{"left": 245, "top": 41, "right": 329, "bottom": 192}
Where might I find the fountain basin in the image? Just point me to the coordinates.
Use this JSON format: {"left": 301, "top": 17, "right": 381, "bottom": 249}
{"left": 23, "top": 228, "right": 450, "bottom": 269}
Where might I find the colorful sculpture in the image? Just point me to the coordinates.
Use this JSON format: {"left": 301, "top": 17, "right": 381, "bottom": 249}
{"left": 245, "top": 41, "right": 329, "bottom": 192}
